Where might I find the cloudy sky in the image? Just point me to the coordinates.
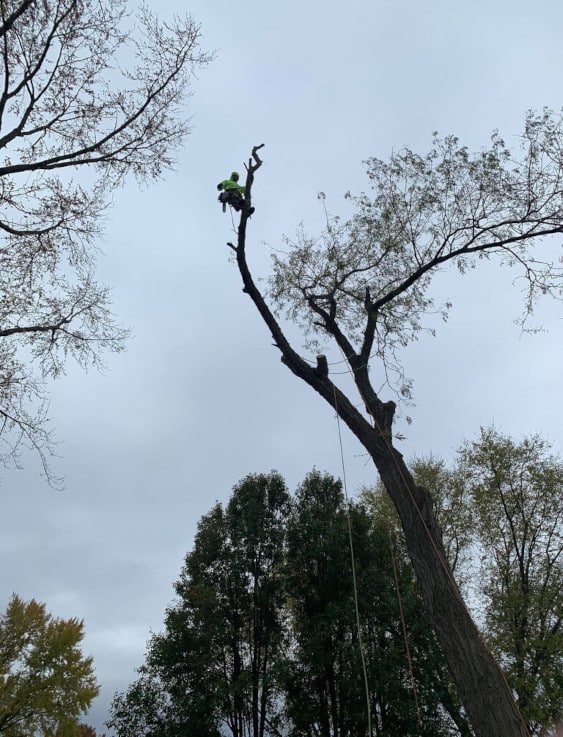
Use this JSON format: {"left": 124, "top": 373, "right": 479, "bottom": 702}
{"left": 2, "top": 0, "right": 562, "bottom": 731}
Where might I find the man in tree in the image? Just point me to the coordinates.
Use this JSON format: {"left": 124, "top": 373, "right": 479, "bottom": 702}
{"left": 217, "top": 172, "right": 254, "bottom": 214}
{"left": 0, "top": 594, "right": 99, "bottom": 737}
{"left": 226, "top": 122, "right": 563, "bottom": 737}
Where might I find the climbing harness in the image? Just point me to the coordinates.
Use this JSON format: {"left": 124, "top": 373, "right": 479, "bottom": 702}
{"left": 332, "top": 366, "right": 421, "bottom": 732}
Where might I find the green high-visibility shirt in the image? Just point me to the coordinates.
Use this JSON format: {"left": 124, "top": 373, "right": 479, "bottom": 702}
{"left": 219, "top": 178, "right": 245, "bottom": 194}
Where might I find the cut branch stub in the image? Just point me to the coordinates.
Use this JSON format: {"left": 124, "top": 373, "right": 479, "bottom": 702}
{"left": 314, "top": 354, "right": 329, "bottom": 379}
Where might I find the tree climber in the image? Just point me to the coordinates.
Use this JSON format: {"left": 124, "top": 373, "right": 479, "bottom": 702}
{"left": 217, "top": 171, "right": 254, "bottom": 214}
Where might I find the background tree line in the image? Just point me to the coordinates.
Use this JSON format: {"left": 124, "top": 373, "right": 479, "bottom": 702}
{"left": 108, "top": 429, "right": 562, "bottom": 737}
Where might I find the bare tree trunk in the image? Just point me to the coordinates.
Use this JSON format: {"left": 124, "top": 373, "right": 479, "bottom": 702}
{"left": 290, "top": 350, "right": 529, "bottom": 737}
{"left": 369, "top": 439, "right": 528, "bottom": 737}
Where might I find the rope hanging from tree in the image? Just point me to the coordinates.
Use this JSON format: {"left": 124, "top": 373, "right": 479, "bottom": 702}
{"left": 331, "top": 380, "right": 422, "bottom": 733}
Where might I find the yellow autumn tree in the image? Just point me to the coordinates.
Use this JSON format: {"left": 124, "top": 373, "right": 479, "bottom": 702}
{"left": 0, "top": 594, "right": 99, "bottom": 737}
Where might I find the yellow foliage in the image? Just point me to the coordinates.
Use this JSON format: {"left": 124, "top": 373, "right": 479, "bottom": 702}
{"left": 0, "top": 594, "right": 99, "bottom": 737}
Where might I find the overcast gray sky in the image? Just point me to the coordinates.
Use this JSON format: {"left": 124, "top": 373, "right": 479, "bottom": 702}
{"left": 2, "top": 0, "right": 562, "bottom": 731}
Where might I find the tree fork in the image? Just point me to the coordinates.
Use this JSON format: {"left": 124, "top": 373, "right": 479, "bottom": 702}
{"left": 229, "top": 146, "right": 531, "bottom": 737}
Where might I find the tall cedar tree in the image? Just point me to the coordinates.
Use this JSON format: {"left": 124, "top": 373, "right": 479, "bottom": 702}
{"left": 109, "top": 472, "right": 290, "bottom": 737}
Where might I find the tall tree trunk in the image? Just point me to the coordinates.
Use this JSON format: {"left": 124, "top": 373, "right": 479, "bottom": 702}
{"left": 233, "top": 148, "right": 530, "bottom": 737}
{"left": 370, "top": 439, "right": 528, "bottom": 737}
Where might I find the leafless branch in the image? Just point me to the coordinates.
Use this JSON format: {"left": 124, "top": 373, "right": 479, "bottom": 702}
{"left": 0, "top": 0, "right": 211, "bottom": 481}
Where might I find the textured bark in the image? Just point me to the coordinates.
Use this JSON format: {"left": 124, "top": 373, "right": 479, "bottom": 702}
{"left": 368, "top": 442, "right": 529, "bottom": 737}
{"left": 230, "top": 145, "right": 530, "bottom": 737}
{"left": 280, "top": 354, "right": 528, "bottom": 737}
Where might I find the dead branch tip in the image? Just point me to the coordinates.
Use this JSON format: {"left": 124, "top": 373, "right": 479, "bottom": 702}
{"left": 252, "top": 143, "right": 265, "bottom": 167}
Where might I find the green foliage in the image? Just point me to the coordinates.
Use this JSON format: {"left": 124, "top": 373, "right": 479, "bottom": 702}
{"left": 110, "top": 471, "right": 470, "bottom": 737}
{"left": 106, "top": 677, "right": 170, "bottom": 737}
{"left": 0, "top": 594, "right": 99, "bottom": 737}
{"left": 109, "top": 472, "right": 290, "bottom": 737}
{"left": 409, "top": 457, "right": 474, "bottom": 584}
{"left": 413, "top": 428, "right": 563, "bottom": 735}
{"left": 77, "top": 725, "right": 105, "bottom": 737}
{"left": 283, "top": 471, "right": 467, "bottom": 737}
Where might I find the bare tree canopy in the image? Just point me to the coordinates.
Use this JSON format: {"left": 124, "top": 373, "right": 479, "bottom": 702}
{"left": 228, "top": 118, "right": 563, "bottom": 737}
{"left": 0, "top": 0, "right": 212, "bottom": 481}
